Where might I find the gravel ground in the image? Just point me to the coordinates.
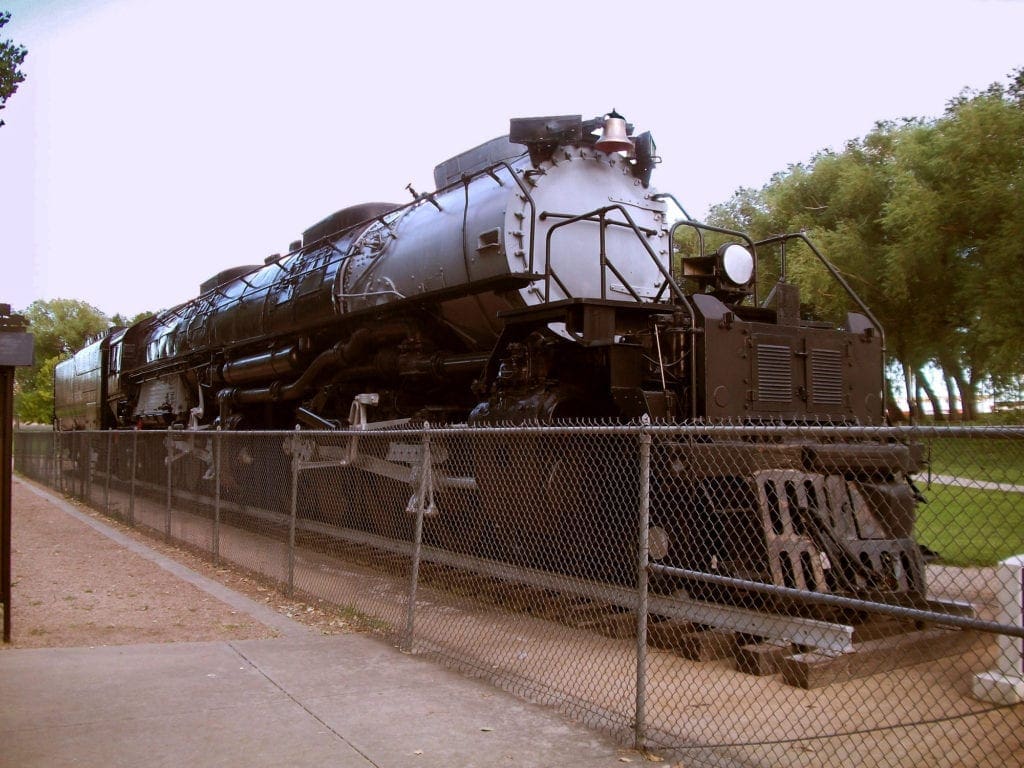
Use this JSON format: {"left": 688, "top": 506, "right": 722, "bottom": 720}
{"left": 3, "top": 479, "right": 354, "bottom": 649}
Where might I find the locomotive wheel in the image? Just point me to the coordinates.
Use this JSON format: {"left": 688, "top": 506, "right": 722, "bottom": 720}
{"left": 295, "top": 466, "right": 357, "bottom": 537}
{"left": 470, "top": 431, "right": 638, "bottom": 582}
{"left": 362, "top": 471, "right": 415, "bottom": 542}
{"left": 113, "top": 434, "right": 135, "bottom": 482}
{"left": 423, "top": 490, "right": 496, "bottom": 559}
{"left": 172, "top": 452, "right": 206, "bottom": 493}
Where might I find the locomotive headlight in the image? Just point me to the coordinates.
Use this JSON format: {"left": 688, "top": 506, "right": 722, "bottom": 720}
{"left": 718, "top": 243, "right": 754, "bottom": 287}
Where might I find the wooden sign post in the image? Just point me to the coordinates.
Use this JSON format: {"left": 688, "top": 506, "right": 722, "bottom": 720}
{"left": 0, "top": 304, "right": 34, "bottom": 643}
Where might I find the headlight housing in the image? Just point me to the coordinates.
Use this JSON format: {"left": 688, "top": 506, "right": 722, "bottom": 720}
{"left": 718, "top": 243, "right": 754, "bottom": 288}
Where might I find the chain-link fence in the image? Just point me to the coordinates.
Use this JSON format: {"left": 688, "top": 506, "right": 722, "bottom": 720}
{"left": 13, "top": 424, "right": 1024, "bottom": 766}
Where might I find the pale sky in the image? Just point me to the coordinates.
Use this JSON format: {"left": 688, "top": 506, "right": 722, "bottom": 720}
{"left": 2, "top": 0, "right": 1022, "bottom": 319}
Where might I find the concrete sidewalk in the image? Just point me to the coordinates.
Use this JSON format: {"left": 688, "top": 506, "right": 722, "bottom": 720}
{"left": 926, "top": 473, "right": 1024, "bottom": 493}
{"left": 1, "top": 634, "right": 638, "bottom": 768}
{"left": 0, "top": 484, "right": 641, "bottom": 768}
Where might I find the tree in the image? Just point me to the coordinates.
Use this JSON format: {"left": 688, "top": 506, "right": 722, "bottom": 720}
{"left": 0, "top": 10, "right": 27, "bottom": 127}
{"left": 706, "top": 123, "right": 937, "bottom": 417}
{"left": 112, "top": 310, "right": 155, "bottom": 327}
{"left": 883, "top": 69, "right": 1024, "bottom": 417}
{"left": 705, "top": 68, "right": 1024, "bottom": 420}
{"left": 14, "top": 299, "right": 111, "bottom": 424}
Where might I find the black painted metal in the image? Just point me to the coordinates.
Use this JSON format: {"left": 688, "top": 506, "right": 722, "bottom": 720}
{"left": 0, "top": 305, "right": 33, "bottom": 643}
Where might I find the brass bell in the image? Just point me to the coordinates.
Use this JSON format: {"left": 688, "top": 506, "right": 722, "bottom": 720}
{"left": 595, "top": 109, "right": 633, "bottom": 154}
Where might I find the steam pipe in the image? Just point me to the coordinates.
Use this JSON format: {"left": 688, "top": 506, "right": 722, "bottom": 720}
{"left": 433, "top": 352, "right": 490, "bottom": 377}
{"left": 217, "top": 328, "right": 396, "bottom": 407}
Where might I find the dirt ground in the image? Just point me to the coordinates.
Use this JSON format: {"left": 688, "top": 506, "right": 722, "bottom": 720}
{"left": 3, "top": 480, "right": 353, "bottom": 649}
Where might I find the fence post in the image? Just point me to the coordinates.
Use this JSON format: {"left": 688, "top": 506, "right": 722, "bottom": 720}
{"left": 61, "top": 432, "right": 67, "bottom": 495}
{"left": 86, "top": 433, "right": 94, "bottom": 502}
{"left": 635, "top": 419, "right": 651, "bottom": 752}
{"left": 51, "top": 430, "right": 58, "bottom": 491}
{"left": 213, "top": 432, "right": 221, "bottom": 565}
{"left": 973, "top": 554, "right": 1024, "bottom": 704}
{"left": 128, "top": 430, "right": 137, "bottom": 526}
{"left": 104, "top": 431, "right": 112, "bottom": 515}
{"left": 403, "top": 422, "right": 431, "bottom": 653}
{"left": 165, "top": 429, "right": 173, "bottom": 541}
{"left": 288, "top": 449, "right": 298, "bottom": 597}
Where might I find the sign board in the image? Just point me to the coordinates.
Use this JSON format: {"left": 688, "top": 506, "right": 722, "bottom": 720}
{"left": 0, "top": 333, "right": 34, "bottom": 367}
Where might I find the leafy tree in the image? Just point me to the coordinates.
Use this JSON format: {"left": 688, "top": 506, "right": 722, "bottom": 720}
{"left": 14, "top": 299, "right": 111, "bottom": 424}
{"left": 15, "top": 356, "right": 57, "bottom": 427}
{"left": 884, "top": 73, "right": 1024, "bottom": 416}
{"left": 20, "top": 298, "right": 111, "bottom": 361}
{"left": 705, "top": 68, "right": 1024, "bottom": 420}
{"left": 0, "top": 10, "right": 27, "bottom": 127}
{"left": 112, "top": 310, "right": 155, "bottom": 327}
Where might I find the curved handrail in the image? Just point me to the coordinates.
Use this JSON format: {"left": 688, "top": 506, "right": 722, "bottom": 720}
{"left": 541, "top": 203, "right": 686, "bottom": 304}
{"left": 755, "top": 232, "right": 886, "bottom": 355}
{"left": 665, "top": 219, "right": 760, "bottom": 304}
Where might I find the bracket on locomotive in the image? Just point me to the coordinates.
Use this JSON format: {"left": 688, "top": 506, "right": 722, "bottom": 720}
{"left": 283, "top": 393, "right": 475, "bottom": 519}
{"left": 163, "top": 432, "right": 214, "bottom": 480}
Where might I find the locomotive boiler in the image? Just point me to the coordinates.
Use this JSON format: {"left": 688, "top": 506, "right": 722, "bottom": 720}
{"left": 55, "top": 112, "right": 925, "bottom": 605}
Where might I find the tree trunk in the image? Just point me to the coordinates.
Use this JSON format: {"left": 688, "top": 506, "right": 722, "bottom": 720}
{"left": 916, "top": 368, "right": 945, "bottom": 421}
{"left": 954, "top": 370, "right": 977, "bottom": 421}
{"left": 884, "top": 377, "right": 905, "bottom": 423}
{"left": 943, "top": 372, "right": 961, "bottom": 422}
{"left": 902, "top": 362, "right": 919, "bottom": 423}
{"left": 966, "top": 369, "right": 984, "bottom": 421}
{"left": 937, "top": 351, "right": 973, "bottom": 421}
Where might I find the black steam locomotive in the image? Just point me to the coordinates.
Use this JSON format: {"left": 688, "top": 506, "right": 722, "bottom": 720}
{"left": 55, "top": 112, "right": 925, "bottom": 602}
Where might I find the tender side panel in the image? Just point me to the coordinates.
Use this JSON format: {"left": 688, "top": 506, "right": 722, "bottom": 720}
{"left": 54, "top": 337, "right": 107, "bottom": 430}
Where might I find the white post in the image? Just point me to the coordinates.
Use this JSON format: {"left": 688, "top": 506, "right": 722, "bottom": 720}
{"left": 972, "top": 554, "right": 1024, "bottom": 704}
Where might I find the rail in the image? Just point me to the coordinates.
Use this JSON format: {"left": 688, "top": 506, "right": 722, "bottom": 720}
{"left": 755, "top": 231, "right": 886, "bottom": 354}
{"left": 666, "top": 218, "right": 760, "bottom": 304}
{"left": 648, "top": 562, "right": 1024, "bottom": 639}
{"left": 540, "top": 203, "right": 686, "bottom": 304}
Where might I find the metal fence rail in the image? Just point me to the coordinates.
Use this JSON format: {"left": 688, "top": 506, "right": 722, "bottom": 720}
{"left": 13, "top": 424, "right": 1024, "bottom": 767}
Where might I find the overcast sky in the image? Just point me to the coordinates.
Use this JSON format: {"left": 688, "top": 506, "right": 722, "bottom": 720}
{"left": 2, "top": 0, "right": 1022, "bottom": 319}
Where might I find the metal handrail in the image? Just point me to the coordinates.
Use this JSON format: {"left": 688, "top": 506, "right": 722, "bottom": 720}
{"left": 666, "top": 219, "right": 760, "bottom": 304}
{"left": 650, "top": 191, "right": 696, "bottom": 223}
{"left": 648, "top": 562, "right": 1024, "bottom": 639}
{"left": 494, "top": 161, "right": 539, "bottom": 274}
{"left": 540, "top": 204, "right": 686, "bottom": 304}
{"left": 755, "top": 232, "right": 886, "bottom": 355}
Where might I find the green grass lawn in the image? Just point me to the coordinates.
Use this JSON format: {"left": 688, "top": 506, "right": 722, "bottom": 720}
{"left": 920, "top": 435, "right": 1024, "bottom": 485}
{"left": 914, "top": 483, "right": 1024, "bottom": 566}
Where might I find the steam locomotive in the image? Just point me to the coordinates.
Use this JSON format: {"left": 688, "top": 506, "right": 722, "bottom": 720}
{"left": 55, "top": 112, "right": 925, "bottom": 602}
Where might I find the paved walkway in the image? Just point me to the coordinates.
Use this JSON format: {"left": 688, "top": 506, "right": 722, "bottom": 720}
{"left": 926, "top": 474, "right": 1024, "bottom": 494}
{"left": 0, "top": 484, "right": 642, "bottom": 768}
